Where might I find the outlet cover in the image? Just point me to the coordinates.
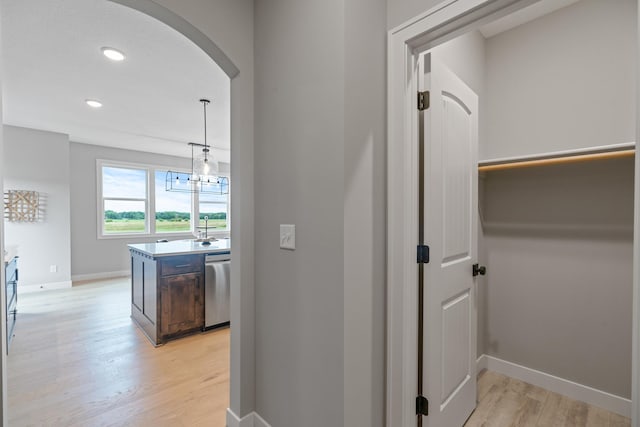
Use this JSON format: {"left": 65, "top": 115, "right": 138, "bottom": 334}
{"left": 50, "top": 265, "right": 57, "bottom": 273}
{"left": 280, "top": 224, "right": 295, "bottom": 250}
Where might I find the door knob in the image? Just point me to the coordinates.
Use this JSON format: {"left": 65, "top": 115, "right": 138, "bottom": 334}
{"left": 472, "top": 263, "right": 486, "bottom": 277}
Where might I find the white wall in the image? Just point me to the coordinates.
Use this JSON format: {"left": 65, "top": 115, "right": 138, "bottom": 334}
{"left": 69, "top": 141, "right": 195, "bottom": 279}
{"left": 484, "top": 0, "right": 636, "bottom": 160}
{"left": 3, "top": 125, "right": 71, "bottom": 289}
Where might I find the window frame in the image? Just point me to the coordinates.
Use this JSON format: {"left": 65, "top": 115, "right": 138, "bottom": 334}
{"left": 96, "top": 159, "right": 196, "bottom": 239}
{"left": 193, "top": 176, "right": 231, "bottom": 236}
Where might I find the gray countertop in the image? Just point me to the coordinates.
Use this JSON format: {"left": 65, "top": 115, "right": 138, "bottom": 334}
{"left": 128, "top": 239, "right": 231, "bottom": 257}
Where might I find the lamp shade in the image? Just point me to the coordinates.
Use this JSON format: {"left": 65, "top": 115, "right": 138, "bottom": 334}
{"left": 193, "top": 149, "right": 219, "bottom": 178}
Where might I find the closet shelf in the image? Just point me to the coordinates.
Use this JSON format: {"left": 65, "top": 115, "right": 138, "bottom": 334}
{"left": 478, "top": 142, "right": 635, "bottom": 172}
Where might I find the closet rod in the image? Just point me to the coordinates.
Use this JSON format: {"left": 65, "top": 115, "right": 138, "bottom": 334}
{"left": 478, "top": 149, "right": 635, "bottom": 173}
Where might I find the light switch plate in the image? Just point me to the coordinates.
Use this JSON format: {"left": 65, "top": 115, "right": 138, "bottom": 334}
{"left": 280, "top": 224, "right": 295, "bottom": 250}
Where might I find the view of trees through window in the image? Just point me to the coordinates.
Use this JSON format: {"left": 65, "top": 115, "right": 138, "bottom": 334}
{"left": 154, "top": 170, "right": 191, "bottom": 233}
{"left": 102, "top": 166, "right": 147, "bottom": 234}
{"left": 101, "top": 164, "right": 228, "bottom": 236}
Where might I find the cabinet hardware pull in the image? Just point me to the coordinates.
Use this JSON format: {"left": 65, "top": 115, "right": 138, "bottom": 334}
{"left": 175, "top": 264, "right": 191, "bottom": 268}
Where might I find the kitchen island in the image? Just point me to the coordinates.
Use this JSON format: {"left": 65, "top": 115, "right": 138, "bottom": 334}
{"left": 128, "top": 239, "right": 230, "bottom": 346}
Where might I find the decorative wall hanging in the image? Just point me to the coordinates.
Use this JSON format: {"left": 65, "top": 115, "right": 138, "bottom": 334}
{"left": 4, "top": 190, "right": 40, "bottom": 222}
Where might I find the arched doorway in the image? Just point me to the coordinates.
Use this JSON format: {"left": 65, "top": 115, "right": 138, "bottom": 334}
{"left": 0, "top": 0, "right": 253, "bottom": 424}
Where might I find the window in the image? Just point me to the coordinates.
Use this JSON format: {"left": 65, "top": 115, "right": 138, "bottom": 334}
{"left": 154, "top": 170, "right": 191, "bottom": 233}
{"left": 101, "top": 165, "right": 148, "bottom": 235}
{"left": 198, "top": 191, "right": 228, "bottom": 231}
{"left": 97, "top": 160, "right": 229, "bottom": 238}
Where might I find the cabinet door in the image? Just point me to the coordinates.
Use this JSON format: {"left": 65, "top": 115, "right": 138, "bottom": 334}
{"left": 159, "top": 273, "right": 204, "bottom": 338}
{"left": 131, "top": 257, "right": 144, "bottom": 312}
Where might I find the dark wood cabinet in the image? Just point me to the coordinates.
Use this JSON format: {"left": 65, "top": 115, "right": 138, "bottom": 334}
{"left": 159, "top": 273, "right": 204, "bottom": 338}
{"left": 130, "top": 249, "right": 204, "bottom": 345}
{"left": 130, "top": 252, "right": 158, "bottom": 344}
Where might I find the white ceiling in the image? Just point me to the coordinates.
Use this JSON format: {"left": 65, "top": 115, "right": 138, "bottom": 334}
{"left": 1, "top": 0, "right": 231, "bottom": 163}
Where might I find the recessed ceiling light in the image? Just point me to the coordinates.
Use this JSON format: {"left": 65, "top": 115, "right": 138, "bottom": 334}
{"left": 101, "top": 47, "right": 125, "bottom": 61}
{"left": 85, "top": 99, "right": 103, "bottom": 108}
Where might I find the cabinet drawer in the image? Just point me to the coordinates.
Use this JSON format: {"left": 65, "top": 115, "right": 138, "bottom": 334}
{"left": 160, "top": 256, "right": 202, "bottom": 276}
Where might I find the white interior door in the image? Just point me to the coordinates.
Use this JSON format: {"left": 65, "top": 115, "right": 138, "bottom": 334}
{"left": 420, "top": 52, "right": 478, "bottom": 427}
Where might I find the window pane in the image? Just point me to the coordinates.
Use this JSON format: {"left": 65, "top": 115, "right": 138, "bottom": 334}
{"left": 155, "top": 171, "right": 191, "bottom": 233}
{"left": 199, "top": 195, "right": 227, "bottom": 230}
{"left": 104, "top": 200, "right": 146, "bottom": 234}
{"left": 103, "top": 166, "right": 146, "bottom": 198}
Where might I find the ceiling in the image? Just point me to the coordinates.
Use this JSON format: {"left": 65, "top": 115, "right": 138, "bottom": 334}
{"left": 1, "top": 0, "right": 231, "bottom": 163}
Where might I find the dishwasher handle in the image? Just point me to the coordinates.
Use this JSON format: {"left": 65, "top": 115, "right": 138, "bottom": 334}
{"left": 205, "top": 252, "right": 231, "bottom": 263}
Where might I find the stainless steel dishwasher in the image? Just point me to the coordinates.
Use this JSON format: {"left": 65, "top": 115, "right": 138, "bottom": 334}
{"left": 204, "top": 252, "right": 231, "bottom": 329}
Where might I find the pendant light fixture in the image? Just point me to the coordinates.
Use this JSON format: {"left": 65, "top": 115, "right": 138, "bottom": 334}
{"left": 165, "top": 99, "right": 229, "bottom": 194}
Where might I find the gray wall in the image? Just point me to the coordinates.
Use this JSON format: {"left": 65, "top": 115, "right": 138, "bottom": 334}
{"left": 254, "top": 1, "right": 345, "bottom": 426}
{"left": 387, "top": 0, "right": 441, "bottom": 30}
{"left": 0, "top": 6, "right": 7, "bottom": 420}
{"left": 482, "top": 0, "right": 636, "bottom": 398}
{"left": 634, "top": 1, "right": 640, "bottom": 422}
{"left": 69, "top": 142, "right": 193, "bottom": 278}
{"left": 482, "top": 159, "right": 634, "bottom": 398}
{"left": 344, "top": 0, "right": 387, "bottom": 426}
{"left": 254, "top": 0, "right": 387, "bottom": 426}
{"left": 484, "top": 0, "right": 636, "bottom": 160}
{"left": 3, "top": 125, "right": 71, "bottom": 288}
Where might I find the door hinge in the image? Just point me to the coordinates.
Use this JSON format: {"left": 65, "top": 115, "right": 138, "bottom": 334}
{"left": 417, "top": 245, "right": 430, "bottom": 264}
{"left": 416, "top": 395, "right": 429, "bottom": 416}
{"left": 417, "top": 91, "right": 430, "bottom": 111}
{"left": 472, "top": 263, "right": 487, "bottom": 277}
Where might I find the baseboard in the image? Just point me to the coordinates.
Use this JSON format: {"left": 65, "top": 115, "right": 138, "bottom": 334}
{"left": 253, "top": 413, "right": 271, "bottom": 427}
{"left": 477, "top": 353, "right": 489, "bottom": 372}
{"left": 226, "top": 408, "right": 271, "bottom": 427}
{"left": 476, "top": 354, "right": 631, "bottom": 418}
{"left": 71, "top": 270, "right": 129, "bottom": 283}
{"left": 19, "top": 280, "right": 72, "bottom": 294}
{"left": 226, "top": 408, "right": 253, "bottom": 427}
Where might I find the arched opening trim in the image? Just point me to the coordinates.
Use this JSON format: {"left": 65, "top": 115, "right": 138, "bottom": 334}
{"left": 108, "top": 0, "right": 240, "bottom": 79}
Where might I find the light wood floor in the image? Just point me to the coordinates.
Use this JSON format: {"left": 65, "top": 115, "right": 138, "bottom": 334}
{"left": 8, "top": 279, "right": 632, "bottom": 427}
{"left": 8, "top": 278, "right": 230, "bottom": 427}
{"left": 465, "top": 370, "right": 631, "bottom": 427}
